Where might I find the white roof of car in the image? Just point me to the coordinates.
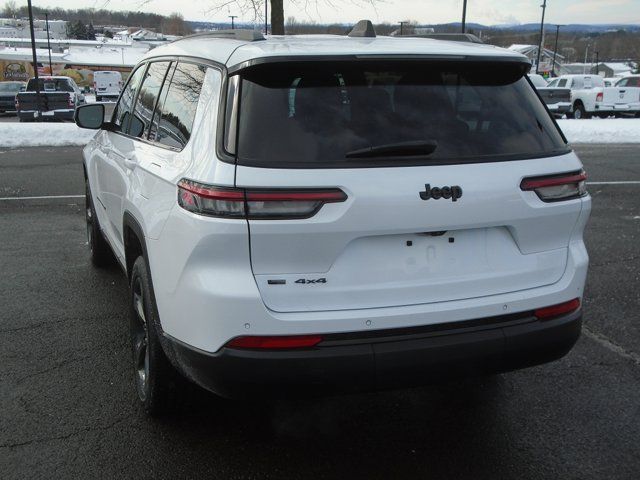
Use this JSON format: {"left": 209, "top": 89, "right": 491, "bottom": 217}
{"left": 142, "top": 33, "right": 528, "bottom": 69}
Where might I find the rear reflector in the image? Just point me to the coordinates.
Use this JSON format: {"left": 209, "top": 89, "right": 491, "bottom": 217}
{"left": 520, "top": 170, "right": 587, "bottom": 202}
{"left": 534, "top": 298, "right": 581, "bottom": 320}
{"left": 225, "top": 335, "right": 323, "bottom": 350}
{"left": 177, "top": 179, "right": 347, "bottom": 219}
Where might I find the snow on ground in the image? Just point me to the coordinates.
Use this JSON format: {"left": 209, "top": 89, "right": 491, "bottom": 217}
{"left": 0, "top": 118, "right": 638, "bottom": 148}
{"left": 0, "top": 123, "right": 96, "bottom": 148}
{"left": 557, "top": 119, "right": 640, "bottom": 144}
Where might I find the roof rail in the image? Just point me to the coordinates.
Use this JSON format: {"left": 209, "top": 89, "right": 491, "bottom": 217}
{"left": 407, "top": 33, "right": 484, "bottom": 44}
{"left": 170, "top": 29, "right": 266, "bottom": 44}
{"left": 348, "top": 20, "right": 376, "bottom": 38}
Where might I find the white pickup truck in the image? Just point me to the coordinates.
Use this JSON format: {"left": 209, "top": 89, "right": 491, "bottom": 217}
{"left": 547, "top": 74, "right": 640, "bottom": 119}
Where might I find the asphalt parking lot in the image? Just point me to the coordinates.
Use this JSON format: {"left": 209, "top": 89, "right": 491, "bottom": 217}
{"left": 1, "top": 144, "right": 639, "bottom": 479}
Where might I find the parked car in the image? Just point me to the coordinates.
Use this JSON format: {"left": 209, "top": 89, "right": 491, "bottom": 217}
{"left": 93, "top": 70, "right": 123, "bottom": 102}
{"left": 0, "top": 81, "right": 25, "bottom": 114}
{"left": 16, "top": 76, "right": 86, "bottom": 122}
{"left": 75, "top": 24, "right": 590, "bottom": 415}
{"left": 548, "top": 74, "right": 640, "bottom": 119}
{"left": 529, "top": 74, "right": 571, "bottom": 117}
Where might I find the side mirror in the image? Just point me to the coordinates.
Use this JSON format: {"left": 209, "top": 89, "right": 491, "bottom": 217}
{"left": 75, "top": 103, "right": 105, "bottom": 130}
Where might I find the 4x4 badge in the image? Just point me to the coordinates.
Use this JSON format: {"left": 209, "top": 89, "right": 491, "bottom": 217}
{"left": 419, "top": 184, "right": 463, "bottom": 202}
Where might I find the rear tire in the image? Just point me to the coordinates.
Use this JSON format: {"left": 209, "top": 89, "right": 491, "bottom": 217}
{"left": 130, "top": 256, "right": 183, "bottom": 416}
{"left": 573, "top": 103, "right": 590, "bottom": 120}
{"left": 85, "top": 178, "right": 113, "bottom": 267}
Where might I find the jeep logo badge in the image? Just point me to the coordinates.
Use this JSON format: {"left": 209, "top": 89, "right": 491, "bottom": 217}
{"left": 419, "top": 184, "right": 463, "bottom": 202}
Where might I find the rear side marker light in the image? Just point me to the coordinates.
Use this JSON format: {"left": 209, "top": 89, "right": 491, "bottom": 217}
{"left": 225, "top": 335, "right": 323, "bottom": 350}
{"left": 534, "top": 298, "right": 581, "bottom": 320}
{"left": 520, "top": 170, "right": 587, "bottom": 202}
{"left": 177, "top": 179, "right": 347, "bottom": 219}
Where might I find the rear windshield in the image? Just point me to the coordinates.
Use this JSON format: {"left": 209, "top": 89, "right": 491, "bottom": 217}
{"left": 235, "top": 61, "right": 568, "bottom": 168}
{"left": 27, "top": 78, "right": 74, "bottom": 92}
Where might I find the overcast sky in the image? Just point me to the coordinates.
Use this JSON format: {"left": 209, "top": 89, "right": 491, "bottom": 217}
{"left": 34, "top": 0, "right": 640, "bottom": 25}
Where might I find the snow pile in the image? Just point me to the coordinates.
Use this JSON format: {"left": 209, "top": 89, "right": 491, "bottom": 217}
{"left": 557, "top": 119, "right": 640, "bottom": 144}
{"left": 0, "top": 123, "right": 96, "bottom": 147}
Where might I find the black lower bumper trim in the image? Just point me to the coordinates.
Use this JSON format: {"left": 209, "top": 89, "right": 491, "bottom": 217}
{"left": 166, "top": 310, "right": 582, "bottom": 399}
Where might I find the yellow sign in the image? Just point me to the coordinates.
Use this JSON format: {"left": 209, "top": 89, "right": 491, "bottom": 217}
{"left": 0, "top": 60, "right": 34, "bottom": 82}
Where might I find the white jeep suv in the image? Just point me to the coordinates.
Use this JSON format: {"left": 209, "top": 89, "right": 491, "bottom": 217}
{"left": 75, "top": 24, "right": 590, "bottom": 415}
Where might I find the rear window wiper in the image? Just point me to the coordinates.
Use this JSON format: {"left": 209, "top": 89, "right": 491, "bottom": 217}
{"left": 345, "top": 140, "right": 438, "bottom": 159}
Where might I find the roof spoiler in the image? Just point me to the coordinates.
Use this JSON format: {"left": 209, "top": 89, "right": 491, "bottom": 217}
{"left": 408, "top": 33, "right": 484, "bottom": 44}
{"left": 171, "top": 29, "right": 265, "bottom": 44}
{"left": 349, "top": 20, "right": 376, "bottom": 38}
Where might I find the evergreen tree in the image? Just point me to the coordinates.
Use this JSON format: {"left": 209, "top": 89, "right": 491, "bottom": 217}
{"left": 87, "top": 22, "right": 96, "bottom": 40}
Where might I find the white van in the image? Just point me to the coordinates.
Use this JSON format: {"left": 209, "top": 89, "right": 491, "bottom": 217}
{"left": 93, "top": 71, "right": 123, "bottom": 101}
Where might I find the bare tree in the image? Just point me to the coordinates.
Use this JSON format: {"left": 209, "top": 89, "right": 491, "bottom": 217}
{"left": 207, "top": 0, "right": 376, "bottom": 35}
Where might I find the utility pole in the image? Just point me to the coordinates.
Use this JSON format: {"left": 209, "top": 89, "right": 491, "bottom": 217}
{"left": 595, "top": 50, "right": 599, "bottom": 75}
{"left": 535, "top": 0, "right": 547, "bottom": 74}
{"left": 552, "top": 24, "right": 563, "bottom": 77}
{"left": 399, "top": 21, "right": 407, "bottom": 36}
{"left": 265, "top": 1, "right": 268, "bottom": 34}
{"left": 45, "top": 11, "right": 52, "bottom": 74}
{"left": 26, "top": 0, "right": 41, "bottom": 121}
{"left": 583, "top": 43, "right": 589, "bottom": 74}
{"left": 229, "top": 15, "right": 237, "bottom": 30}
{"left": 461, "top": 0, "right": 468, "bottom": 33}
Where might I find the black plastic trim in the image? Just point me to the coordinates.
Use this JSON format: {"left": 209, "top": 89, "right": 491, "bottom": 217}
{"left": 166, "top": 309, "right": 582, "bottom": 399}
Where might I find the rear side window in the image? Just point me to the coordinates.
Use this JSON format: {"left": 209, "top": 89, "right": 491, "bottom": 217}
{"left": 152, "top": 62, "right": 206, "bottom": 150}
{"left": 112, "top": 65, "right": 146, "bottom": 133}
{"left": 235, "top": 61, "right": 568, "bottom": 169}
{"left": 129, "top": 61, "right": 171, "bottom": 138}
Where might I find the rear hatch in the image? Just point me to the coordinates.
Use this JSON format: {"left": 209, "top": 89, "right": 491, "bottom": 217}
{"left": 231, "top": 59, "right": 581, "bottom": 313}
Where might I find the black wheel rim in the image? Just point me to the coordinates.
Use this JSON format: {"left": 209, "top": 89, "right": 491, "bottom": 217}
{"left": 132, "top": 276, "right": 150, "bottom": 402}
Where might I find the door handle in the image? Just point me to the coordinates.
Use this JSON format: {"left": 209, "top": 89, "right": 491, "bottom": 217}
{"left": 123, "top": 154, "right": 137, "bottom": 170}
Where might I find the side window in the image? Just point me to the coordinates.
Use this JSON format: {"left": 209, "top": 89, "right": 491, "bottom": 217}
{"left": 572, "top": 77, "right": 584, "bottom": 89}
{"left": 617, "top": 78, "right": 628, "bottom": 87}
{"left": 112, "top": 65, "right": 146, "bottom": 133}
{"left": 152, "top": 62, "right": 206, "bottom": 150}
{"left": 557, "top": 79, "right": 567, "bottom": 87}
{"left": 129, "top": 61, "right": 171, "bottom": 138}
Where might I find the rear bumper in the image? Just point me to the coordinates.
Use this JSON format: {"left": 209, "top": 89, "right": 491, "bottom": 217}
{"left": 18, "top": 109, "right": 75, "bottom": 121}
{"left": 166, "top": 309, "right": 582, "bottom": 399}
{"left": 546, "top": 102, "right": 571, "bottom": 114}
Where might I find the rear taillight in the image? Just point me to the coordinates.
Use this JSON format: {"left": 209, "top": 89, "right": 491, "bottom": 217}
{"left": 68, "top": 93, "right": 74, "bottom": 108}
{"left": 14, "top": 96, "right": 19, "bottom": 110}
{"left": 177, "top": 179, "right": 347, "bottom": 219}
{"left": 225, "top": 335, "right": 323, "bottom": 350}
{"left": 534, "top": 298, "right": 581, "bottom": 320}
{"left": 596, "top": 92, "right": 603, "bottom": 102}
{"left": 520, "top": 170, "right": 587, "bottom": 202}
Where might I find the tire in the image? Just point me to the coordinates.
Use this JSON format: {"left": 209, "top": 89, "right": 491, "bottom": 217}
{"left": 573, "top": 103, "right": 590, "bottom": 120}
{"left": 130, "top": 256, "right": 183, "bottom": 416}
{"left": 85, "top": 178, "right": 113, "bottom": 267}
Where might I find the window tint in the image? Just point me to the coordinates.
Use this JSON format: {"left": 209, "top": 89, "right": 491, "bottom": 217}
{"left": 129, "top": 61, "right": 170, "bottom": 138}
{"left": 152, "top": 63, "right": 206, "bottom": 149}
{"left": 557, "top": 79, "right": 567, "bottom": 87}
{"left": 112, "top": 65, "right": 146, "bottom": 133}
{"left": 236, "top": 61, "right": 568, "bottom": 169}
